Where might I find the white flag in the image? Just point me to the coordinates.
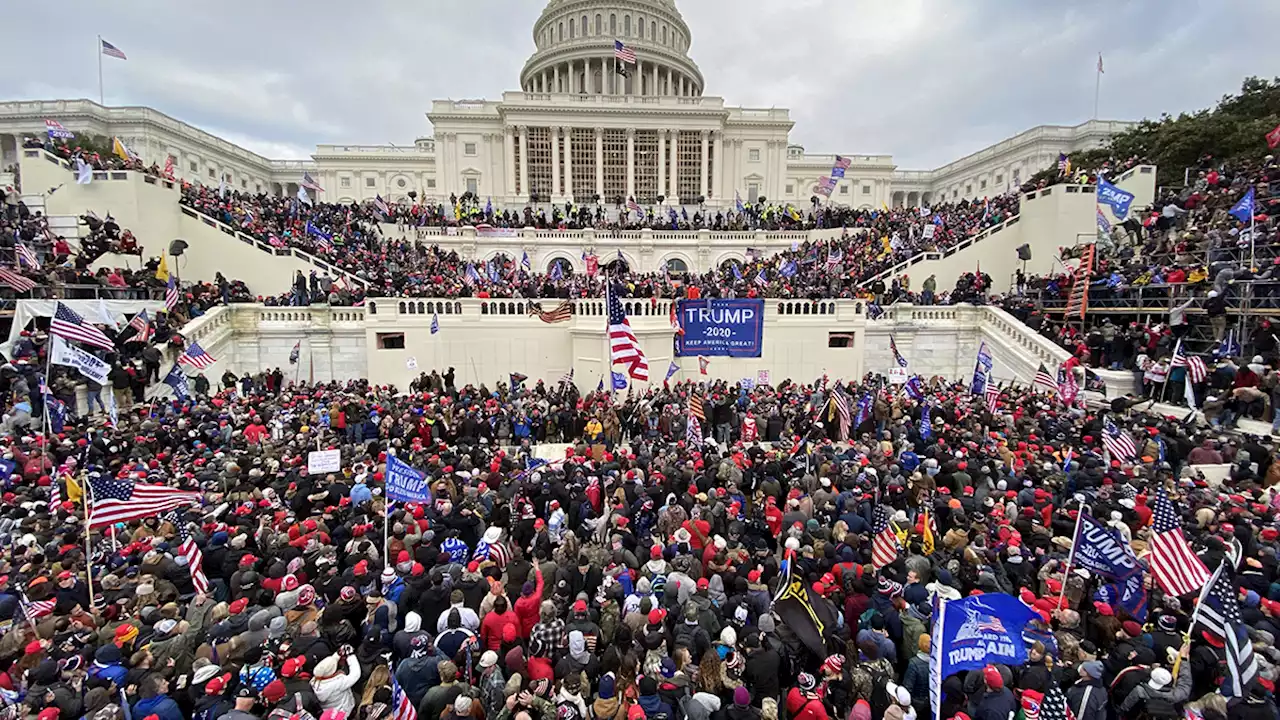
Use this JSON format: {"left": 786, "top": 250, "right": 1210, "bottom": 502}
{"left": 297, "top": 186, "right": 312, "bottom": 205}
{"left": 76, "top": 158, "right": 93, "bottom": 185}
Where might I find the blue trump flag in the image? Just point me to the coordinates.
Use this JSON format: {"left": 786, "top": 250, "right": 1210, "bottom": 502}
{"left": 1070, "top": 510, "right": 1140, "bottom": 580}
{"left": 1096, "top": 178, "right": 1135, "bottom": 220}
{"left": 930, "top": 593, "right": 1038, "bottom": 720}
{"left": 163, "top": 365, "right": 190, "bottom": 400}
{"left": 611, "top": 371, "right": 627, "bottom": 390}
{"left": 385, "top": 454, "right": 431, "bottom": 503}
{"left": 1230, "top": 187, "right": 1255, "bottom": 224}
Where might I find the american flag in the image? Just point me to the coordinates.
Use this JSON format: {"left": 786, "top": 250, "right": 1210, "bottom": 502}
{"left": 528, "top": 300, "right": 573, "bottom": 323}
{"left": 1102, "top": 418, "right": 1136, "bottom": 461}
{"left": 1171, "top": 339, "right": 1208, "bottom": 383}
{"left": 177, "top": 520, "right": 210, "bottom": 595}
{"left": 391, "top": 673, "right": 418, "bottom": 720}
{"left": 871, "top": 505, "right": 899, "bottom": 570}
{"left": 86, "top": 473, "right": 201, "bottom": 529}
{"left": 50, "top": 301, "right": 114, "bottom": 350}
{"left": 19, "top": 592, "right": 55, "bottom": 623}
{"left": 44, "top": 119, "right": 75, "bottom": 140}
{"left": 689, "top": 393, "right": 706, "bottom": 422}
{"left": 0, "top": 267, "right": 36, "bottom": 292}
{"left": 373, "top": 194, "right": 392, "bottom": 218}
{"left": 473, "top": 537, "right": 510, "bottom": 568}
{"left": 127, "top": 309, "right": 152, "bottom": 340}
{"left": 627, "top": 198, "right": 642, "bottom": 215}
{"left": 165, "top": 275, "right": 179, "bottom": 311}
{"left": 559, "top": 368, "right": 574, "bottom": 387}
{"left": 889, "top": 335, "right": 908, "bottom": 367}
{"left": 1033, "top": 363, "right": 1059, "bottom": 394}
{"left": 301, "top": 171, "right": 325, "bottom": 192}
{"left": 16, "top": 243, "right": 40, "bottom": 269}
{"left": 1194, "top": 561, "right": 1259, "bottom": 697}
{"left": 177, "top": 340, "right": 217, "bottom": 369}
{"left": 48, "top": 477, "right": 62, "bottom": 514}
{"left": 984, "top": 375, "right": 1000, "bottom": 413}
{"left": 607, "top": 285, "right": 648, "bottom": 381}
{"left": 1150, "top": 488, "right": 1211, "bottom": 597}
{"left": 614, "top": 39, "right": 636, "bottom": 64}
{"left": 826, "top": 247, "right": 843, "bottom": 268}
{"left": 754, "top": 271, "right": 768, "bottom": 287}
{"left": 834, "top": 155, "right": 852, "bottom": 172}
{"left": 100, "top": 38, "right": 127, "bottom": 60}
{"left": 832, "top": 388, "right": 851, "bottom": 440}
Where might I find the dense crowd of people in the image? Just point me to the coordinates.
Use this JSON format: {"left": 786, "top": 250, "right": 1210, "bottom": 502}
{"left": 0, "top": 356, "right": 1277, "bottom": 720}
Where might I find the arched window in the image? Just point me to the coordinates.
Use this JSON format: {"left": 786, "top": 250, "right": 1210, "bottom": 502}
{"left": 595, "top": 14, "right": 602, "bottom": 34}
{"left": 664, "top": 258, "right": 688, "bottom": 273}
{"left": 569, "top": 19, "right": 574, "bottom": 38}
{"left": 547, "top": 257, "right": 574, "bottom": 277}
{"left": 662, "top": 25, "right": 667, "bottom": 44}
{"left": 637, "top": 15, "right": 643, "bottom": 37}
{"left": 623, "top": 15, "right": 630, "bottom": 36}
{"left": 558, "top": 22, "right": 563, "bottom": 40}
{"left": 367, "top": 301, "right": 377, "bottom": 315}
{"left": 582, "top": 15, "right": 588, "bottom": 35}
{"left": 609, "top": 14, "right": 615, "bottom": 34}
{"left": 651, "top": 21, "right": 656, "bottom": 40}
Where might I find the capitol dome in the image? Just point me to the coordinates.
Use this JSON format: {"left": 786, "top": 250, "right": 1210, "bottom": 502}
{"left": 520, "top": 0, "right": 704, "bottom": 98}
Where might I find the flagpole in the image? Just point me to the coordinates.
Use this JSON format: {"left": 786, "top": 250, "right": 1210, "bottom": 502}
{"left": 1056, "top": 503, "right": 1086, "bottom": 610}
{"left": 82, "top": 471, "right": 97, "bottom": 618}
{"left": 1093, "top": 53, "right": 1101, "bottom": 119}
{"left": 97, "top": 36, "right": 104, "bottom": 105}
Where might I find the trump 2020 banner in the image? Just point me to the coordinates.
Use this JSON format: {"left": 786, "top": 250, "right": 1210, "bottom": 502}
{"left": 1071, "top": 509, "right": 1140, "bottom": 580}
{"left": 675, "top": 299, "right": 764, "bottom": 358}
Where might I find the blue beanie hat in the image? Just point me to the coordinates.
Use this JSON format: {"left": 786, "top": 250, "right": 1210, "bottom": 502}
{"left": 598, "top": 674, "right": 616, "bottom": 700}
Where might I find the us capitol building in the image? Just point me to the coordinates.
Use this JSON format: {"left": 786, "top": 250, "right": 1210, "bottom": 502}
{"left": 0, "top": 0, "right": 1132, "bottom": 211}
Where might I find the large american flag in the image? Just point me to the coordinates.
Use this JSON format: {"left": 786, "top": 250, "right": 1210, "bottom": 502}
{"left": 984, "top": 375, "right": 1001, "bottom": 414}
{"left": 391, "top": 673, "right": 418, "bottom": 720}
{"left": 473, "top": 537, "right": 510, "bottom": 568}
{"left": 16, "top": 243, "right": 40, "bottom": 269}
{"left": 614, "top": 39, "right": 636, "bottom": 64}
{"left": 86, "top": 473, "right": 201, "bottom": 529}
{"left": 0, "top": 268, "right": 36, "bottom": 292}
{"left": 528, "top": 300, "right": 573, "bottom": 323}
{"left": 127, "top": 309, "right": 152, "bottom": 341}
{"left": 1195, "top": 561, "right": 1259, "bottom": 697}
{"left": 19, "top": 592, "right": 55, "bottom": 623}
{"left": 1033, "top": 363, "right": 1059, "bottom": 394}
{"left": 1150, "top": 488, "right": 1210, "bottom": 597}
{"left": 165, "top": 275, "right": 179, "bottom": 311}
{"left": 175, "top": 516, "right": 210, "bottom": 595}
{"left": 1102, "top": 418, "right": 1136, "bottom": 461}
{"left": 607, "top": 285, "right": 648, "bottom": 381}
{"left": 1041, "top": 683, "right": 1076, "bottom": 720}
{"left": 100, "top": 39, "right": 127, "bottom": 60}
{"left": 1171, "top": 339, "right": 1208, "bottom": 383}
{"left": 50, "top": 301, "right": 114, "bottom": 350}
{"left": 832, "top": 388, "right": 851, "bottom": 440}
{"left": 686, "top": 414, "right": 703, "bottom": 446}
{"left": 177, "top": 340, "right": 217, "bottom": 370}
{"left": 871, "top": 505, "right": 899, "bottom": 570}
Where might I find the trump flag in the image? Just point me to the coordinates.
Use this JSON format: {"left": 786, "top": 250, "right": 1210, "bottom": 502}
{"left": 930, "top": 594, "right": 1037, "bottom": 719}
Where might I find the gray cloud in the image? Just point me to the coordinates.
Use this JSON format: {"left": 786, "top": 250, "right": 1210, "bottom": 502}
{"left": 2, "top": 0, "right": 1275, "bottom": 168}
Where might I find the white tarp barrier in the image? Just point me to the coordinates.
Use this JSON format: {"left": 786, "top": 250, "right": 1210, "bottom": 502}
{"left": 2, "top": 299, "right": 165, "bottom": 357}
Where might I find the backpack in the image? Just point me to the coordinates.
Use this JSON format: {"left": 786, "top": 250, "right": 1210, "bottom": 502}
{"left": 863, "top": 662, "right": 893, "bottom": 719}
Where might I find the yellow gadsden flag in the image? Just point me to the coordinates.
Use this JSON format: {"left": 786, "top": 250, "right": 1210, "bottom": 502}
{"left": 112, "top": 136, "right": 137, "bottom": 163}
{"left": 66, "top": 475, "right": 83, "bottom": 504}
{"left": 155, "top": 254, "right": 170, "bottom": 282}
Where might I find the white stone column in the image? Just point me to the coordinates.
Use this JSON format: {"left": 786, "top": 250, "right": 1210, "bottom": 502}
{"left": 551, "top": 127, "right": 562, "bottom": 199}
{"left": 657, "top": 130, "right": 666, "bottom": 199}
{"left": 653, "top": 64, "right": 659, "bottom": 98}
{"left": 595, "top": 126, "right": 604, "bottom": 200}
{"left": 518, "top": 126, "right": 529, "bottom": 199}
{"left": 669, "top": 130, "right": 679, "bottom": 201}
{"left": 712, "top": 130, "right": 723, "bottom": 200}
{"left": 564, "top": 128, "right": 574, "bottom": 201}
{"left": 504, "top": 126, "right": 516, "bottom": 197}
{"left": 554, "top": 65, "right": 560, "bottom": 93}
{"left": 636, "top": 59, "right": 642, "bottom": 95}
{"left": 699, "top": 130, "right": 709, "bottom": 199}
{"left": 625, "top": 128, "right": 635, "bottom": 199}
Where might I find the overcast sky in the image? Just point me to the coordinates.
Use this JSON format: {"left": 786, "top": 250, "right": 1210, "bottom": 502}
{"left": 3, "top": 0, "right": 1277, "bottom": 169}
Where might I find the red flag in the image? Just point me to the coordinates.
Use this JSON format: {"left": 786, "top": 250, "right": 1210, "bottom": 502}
{"left": 670, "top": 303, "right": 684, "bottom": 336}
{"left": 1268, "top": 124, "right": 1280, "bottom": 150}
